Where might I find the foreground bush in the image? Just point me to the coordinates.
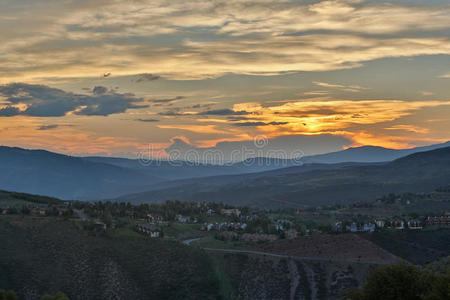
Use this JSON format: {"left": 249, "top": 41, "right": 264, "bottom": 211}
{"left": 344, "top": 263, "right": 450, "bottom": 300}
{"left": 0, "top": 289, "right": 18, "bottom": 300}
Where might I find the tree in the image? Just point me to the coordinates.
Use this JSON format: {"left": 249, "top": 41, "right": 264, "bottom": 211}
{"left": 0, "top": 289, "right": 18, "bottom": 300}
{"left": 344, "top": 263, "right": 450, "bottom": 300}
{"left": 422, "top": 271, "right": 450, "bottom": 300}
{"left": 360, "top": 263, "right": 426, "bottom": 300}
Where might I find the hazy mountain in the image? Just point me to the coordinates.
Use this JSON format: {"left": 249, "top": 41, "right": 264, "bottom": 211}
{"left": 300, "top": 141, "right": 450, "bottom": 164}
{"left": 1, "top": 141, "right": 449, "bottom": 201}
{"left": 87, "top": 141, "right": 450, "bottom": 180}
{"left": 0, "top": 147, "right": 163, "bottom": 200}
{"left": 117, "top": 146, "right": 450, "bottom": 208}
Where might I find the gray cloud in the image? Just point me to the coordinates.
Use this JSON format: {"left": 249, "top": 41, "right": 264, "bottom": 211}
{"left": 197, "top": 109, "right": 249, "bottom": 116}
{"left": 227, "top": 116, "right": 249, "bottom": 121}
{"left": 150, "top": 96, "right": 184, "bottom": 104}
{"left": 0, "top": 83, "right": 148, "bottom": 117}
{"left": 136, "top": 118, "right": 159, "bottom": 122}
{"left": 93, "top": 86, "right": 108, "bottom": 95}
{"left": 136, "top": 73, "right": 161, "bottom": 82}
{"left": 158, "top": 110, "right": 184, "bottom": 116}
{"left": 37, "top": 124, "right": 59, "bottom": 130}
{"left": 0, "top": 106, "right": 21, "bottom": 117}
{"left": 233, "top": 121, "right": 288, "bottom": 126}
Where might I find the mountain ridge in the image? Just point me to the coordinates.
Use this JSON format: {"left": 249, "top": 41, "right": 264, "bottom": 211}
{"left": 117, "top": 146, "right": 450, "bottom": 208}
{"left": 1, "top": 141, "right": 449, "bottom": 201}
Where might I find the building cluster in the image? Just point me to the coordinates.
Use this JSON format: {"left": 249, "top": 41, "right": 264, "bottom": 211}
{"left": 274, "top": 219, "right": 292, "bottom": 231}
{"left": 335, "top": 213, "right": 450, "bottom": 233}
{"left": 425, "top": 215, "right": 450, "bottom": 226}
{"left": 145, "top": 213, "right": 167, "bottom": 225}
{"left": 135, "top": 224, "right": 163, "bottom": 238}
{"left": 201, "top": 222, "right": 247, "bottom": 231}
{"left": 175, "top": 214, "right": 198, "bottom": 224}
{"left": 334, "top": 221, "right": 376, "bottom": 233}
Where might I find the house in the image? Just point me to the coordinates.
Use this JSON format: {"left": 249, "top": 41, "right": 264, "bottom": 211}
{"left": 146, "top": 214, "right": 164, "bottom": 223}
{"left": 407, "top": 219, "right": 423, "bottom": 230}
{"left": 135, "top": 224, "right": 163, "bottom": 238}
{"left": 394, "top": 220, "right": 405, "bottom": 230}
{"left": 220, "top": 208, "right": 241, "bottom": 217}
{"left": 363, "top": 223, "right": 375, "bottom": 232}
{"left": 334, "top": 221, "right": 343, "bottom": 232}
{"left": 274, "top": 219, "right": 292, "bottom": 231}
{"left": 375, "top": 220, "right": 385, "bottom": 228}
{"left": 30, "top": 206, "right": 47, "bottom": 216}
{"left": 386, "top": 220, "right": 404, "bottom": 229}
{"left": 93, "top": 221, "right": 107, "bottom": 232}
{"left": 347, "top": 222, "right": 375, "bottom": 233}
{"left": 175, "top": 214, "right": 190, "bottom": 223}
{"left": 349, "top": 222, "right": 358, "bottom": 232}
{"left": 206, "top": 209, "right": 215, "bottom": 216}
{"left": 425, "top": 216, "right": 450, "bottom": 227}
{"left": 56, "top": 207, "right": 69, "bottom": 216}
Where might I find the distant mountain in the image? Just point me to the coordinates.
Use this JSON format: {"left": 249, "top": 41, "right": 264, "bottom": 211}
{"left": 0, "top": 147, "right": 163, "bottom": 200}
{"left": 301, "top": 141, "right": 450, "bottom": 164}
{"left": 1, "top": 141, "right": 449, "bottom": 201}
{"left": 117, "top": 146, "right": 450, "bottom": 208}
{"left": 86, "top": 141, "right": 450, "bottom": 180}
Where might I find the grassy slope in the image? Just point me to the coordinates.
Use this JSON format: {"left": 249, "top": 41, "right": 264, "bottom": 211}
{"left": 0, "top": 216, "right": 220, "bottom": 300}
{"left": 0, "top": 190, "right": 63, "bottom": 207}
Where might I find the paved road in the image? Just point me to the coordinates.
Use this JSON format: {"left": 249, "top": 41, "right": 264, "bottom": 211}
{"left": 202, "top": 247, "right": 391, "bottom": 265}
{"left": 182, "top": 238, "right": 202, "bottom": 245}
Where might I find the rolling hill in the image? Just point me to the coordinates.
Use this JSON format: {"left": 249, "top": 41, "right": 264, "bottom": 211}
{"left": 117, "top": 146, "right": 450, "bottom": 208}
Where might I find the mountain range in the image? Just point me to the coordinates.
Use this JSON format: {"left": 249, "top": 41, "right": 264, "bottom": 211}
{"left": 0, "top": 141, "right": 449, "bottom": 201}
{"left": 118, "top": 146, "right": 450, "bottom": 208}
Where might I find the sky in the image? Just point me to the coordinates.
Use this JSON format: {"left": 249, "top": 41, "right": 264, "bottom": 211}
{"left": 0, "top": 0, "right": 449, "bottom": 160}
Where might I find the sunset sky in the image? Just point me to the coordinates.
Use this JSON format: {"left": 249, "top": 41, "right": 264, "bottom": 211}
{"left": 0, "top": 0, "right": 449, "bottom": 159}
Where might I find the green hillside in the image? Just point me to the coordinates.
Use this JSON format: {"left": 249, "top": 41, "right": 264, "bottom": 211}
{"left": 0, "top": 216, "right": 219, "bottom": 299}
{"left": 0, "top": 190, "right": 63, "bottom": 208}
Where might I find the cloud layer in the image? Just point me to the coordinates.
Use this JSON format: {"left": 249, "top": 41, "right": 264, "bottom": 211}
{"left": 0, "top": 0, "right": 449, "bottom": 81}
{"left": 0, "top": 83, "right": 147, "bottom": 117}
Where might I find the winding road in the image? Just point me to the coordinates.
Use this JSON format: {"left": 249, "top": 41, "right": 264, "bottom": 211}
{"left": 201, "top": 247, "right": 392, "bottom": 265}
